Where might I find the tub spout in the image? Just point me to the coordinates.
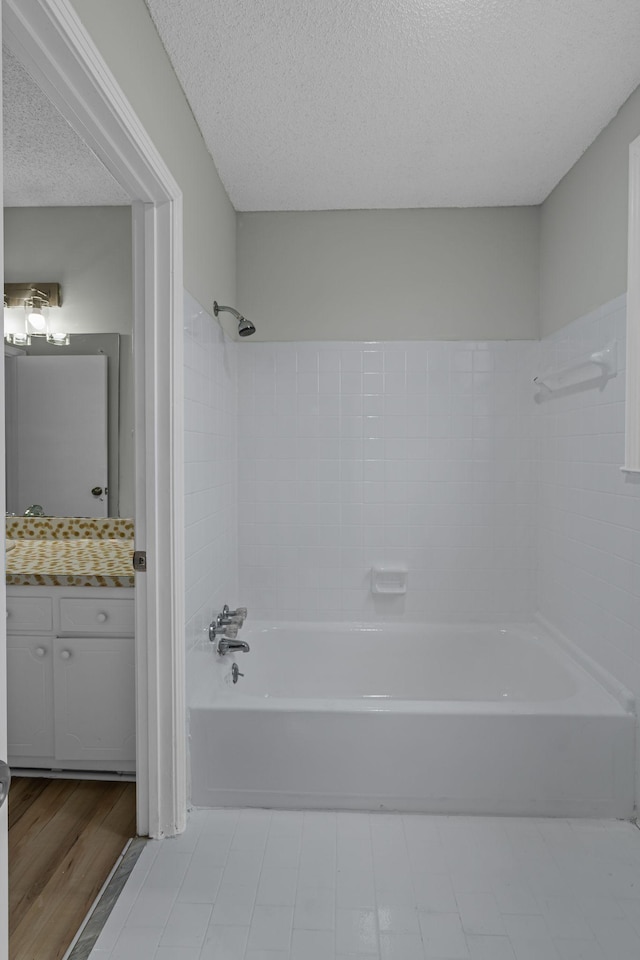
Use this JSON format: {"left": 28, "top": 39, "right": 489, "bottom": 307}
{"left": 217, "top": 637, "right": 250, "bottom": 656}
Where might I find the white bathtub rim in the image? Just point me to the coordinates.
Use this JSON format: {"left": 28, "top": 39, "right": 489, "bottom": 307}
{"left": 190, "top": 694, "right": 626, "bottom": 717}
{"left": 536, "top": 613, "right": 636, "bottom": 716}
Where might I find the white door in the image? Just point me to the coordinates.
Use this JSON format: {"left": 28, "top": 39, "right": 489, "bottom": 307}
{"left": 10, "top": 355, "right": 109, "bottom": 517}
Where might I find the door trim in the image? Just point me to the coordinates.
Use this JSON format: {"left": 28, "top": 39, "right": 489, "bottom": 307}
{"left": 625, "top": 133, "right": 640, "bottom": 474}
{"left": 2, "top": 0, "right": 186, "bottom": 838}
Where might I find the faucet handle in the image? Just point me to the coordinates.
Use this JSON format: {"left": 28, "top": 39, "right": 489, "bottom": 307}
{"left": 223, "top": 605, "right": 247, "bottom": 622}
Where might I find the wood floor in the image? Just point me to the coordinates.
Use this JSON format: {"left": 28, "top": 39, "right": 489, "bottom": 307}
{"left": 9, "top": 777, "right": 136, "bottom": 960}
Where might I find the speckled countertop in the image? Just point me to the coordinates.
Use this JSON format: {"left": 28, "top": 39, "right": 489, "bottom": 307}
{"left": 6, "top": 517, "right": 135, "bottom": 588}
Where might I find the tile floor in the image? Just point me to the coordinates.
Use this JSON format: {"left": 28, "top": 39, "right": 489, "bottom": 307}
{"left": 89, "top": 809, "right": 640, "bottom": 960}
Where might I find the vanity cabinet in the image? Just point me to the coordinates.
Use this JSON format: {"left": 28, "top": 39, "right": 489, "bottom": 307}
{"left": 7, "top": 635, "right": 54, "bottom": 759}
{"left": 7, "top": 587, "right": 135, "bottom": 773}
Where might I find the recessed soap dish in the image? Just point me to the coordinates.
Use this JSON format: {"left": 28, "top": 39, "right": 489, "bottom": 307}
{"left": 371, "top": 566, "right": 407, "bottom": 595}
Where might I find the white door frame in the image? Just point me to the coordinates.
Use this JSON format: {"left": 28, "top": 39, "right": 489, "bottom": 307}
{"left": 625, "top": 133, "right": 640, "bottom": 474}
{"left": 2, "top": 0, "right": 187, "bottom": 839}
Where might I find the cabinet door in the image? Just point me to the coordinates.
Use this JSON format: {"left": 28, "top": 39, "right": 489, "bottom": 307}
{"left": 53, "top": 636, "right": 135, "bottom": 766}
{"left": 7, "top": 635, "right": 54, "bottom": 759}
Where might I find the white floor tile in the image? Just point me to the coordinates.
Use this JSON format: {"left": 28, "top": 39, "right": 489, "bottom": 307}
{"left": 143, "top": 852, "right": 192, "bottom": 893}
{"left": 192, "top": 834, "right": 232, "bottom": 866}
{"left": 379, "top": 932, "right": 425, "bottom": 960}
{"left": 247, "top": 904, "right": 294, "bottom": 952}
{"left": 199, "top": 924, "right": 249, "bottom": 959}
{"left": 412, "top": 873, "right": 457, "bottom": 913}
{"left": 537, "top": 897, "right": 594, "bottom": 940}
{"left": 377, "top": 905, "right": 420, "bottom": 934}
{"left": 337, "top": 869, "right": 376, "bottom": 909}
{"left": 418, "top": 912, "right": 469, "bottom": 959}
{"left": 110, "top": 927, "right": 163, "bottom": 960}
{"left": 376, "top": 873, "right": 415, "bottom": 905}
{"left": 153, "top": 949, "right": 200, "bottom": 960}
{"left": 457, "top": 892, "right": 505, "bottom": 936}
{"left": 125, "top": 889, "right": 177, "bottom": 928}
{"left": 553, "top": 941, "right": 607, "bottom": 960}
{"left": 86, "top": 811, "right": 640, "bottom": 960}
{"left": 158, "top": 901, "right": 212, "bottom": 948}
{"left": 198, "top": 809, "right": 239, "bottom": 836}
{"left": 298, "top": 854, "right": 337, "bottom": 888}
{"left": 336, "top": 908, "right": 379, "bottom": 954}
{"left": 231, "top": 818, "right": 270, "bottom": 851}
{"left": 589, "top": 914, "right": 640, "bottom": 957}
{"left": 270, "top": 810, "right": 304, "bottom": 837}
{"left": 467, "top": 934, "right": 516, "bottom": 960}
{"left": 263, "top": 834, "right": 301, "bottom": 870}
{"left": 509, "top": 938, "right": 560, "bottom": 960}
{"left": 294, "top": 884, "right": 335, "bottom": 929}
{"left": 257, "top": 866, "right": 299, "bottom": 906}
{"left": 177, "top": 860, "right": 223, "bottom": 903}
{"left": 245, "top": 952, "right": 290, "bottom": 960}
{"left": 223, "top": 848, "right": 264, "bottom": 887}
{"left": 209, "top": 883, "right": 256, "bottom": 926}
{"left": 492, "top": 880, "right": 540, "bottom": 916}
{"left": 291, "top": 928, "right": 335, "bottom": 960}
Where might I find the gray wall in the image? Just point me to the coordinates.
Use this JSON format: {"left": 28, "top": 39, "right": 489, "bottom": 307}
{"left": 5, "top": 206, "right": 132, "bottom": 334}
{"left": 540, "top": 84, "right": 640, "bottom": 336}
{"left": 4, "top": 206, "right": 134, "bottom": 516}
{"left": 238, "top": 208, "right": 540, "bottom": 341}
{"left": 69, "top": 0, "right": 237, "bottom": 336}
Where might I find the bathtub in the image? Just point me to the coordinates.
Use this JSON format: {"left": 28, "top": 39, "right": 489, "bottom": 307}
{"left": 189, "top": 621, "right": 636, "bottom": 817}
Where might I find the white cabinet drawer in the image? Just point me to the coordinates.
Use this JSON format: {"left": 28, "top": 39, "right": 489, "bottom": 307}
{"left": 60, "top": 597, "right": 135, "bottom": 635}
{"left": 6, "top": 596, "right": 53, "bottom": 632}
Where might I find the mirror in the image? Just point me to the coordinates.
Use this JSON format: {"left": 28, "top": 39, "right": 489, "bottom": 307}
{"left": 5, "top": 332, "right": 133, "bottom": 517}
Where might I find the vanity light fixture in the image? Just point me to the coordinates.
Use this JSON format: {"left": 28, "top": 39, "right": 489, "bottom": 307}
{"left": 4, "top": 283, "right": 68, "bottom": 346}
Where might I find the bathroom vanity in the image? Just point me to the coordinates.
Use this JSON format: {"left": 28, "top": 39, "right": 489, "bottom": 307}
{"left": 6, "top": 517, "right": 136, "bottom": 774}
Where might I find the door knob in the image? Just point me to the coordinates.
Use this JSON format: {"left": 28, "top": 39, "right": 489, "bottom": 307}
{"left": 0, "top": 760, "right": 11, "bottom": 808}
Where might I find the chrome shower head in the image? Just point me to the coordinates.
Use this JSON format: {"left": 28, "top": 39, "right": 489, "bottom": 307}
{"left": 213, "top": 301, "right": 256, "bottom": 337}
{"left": 237, "top": 316, "right": 256, "bottom": 337}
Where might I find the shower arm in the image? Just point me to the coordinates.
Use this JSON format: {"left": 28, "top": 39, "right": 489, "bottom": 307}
{"left": 213, "top": 302, "right": 240, "bottom": 320}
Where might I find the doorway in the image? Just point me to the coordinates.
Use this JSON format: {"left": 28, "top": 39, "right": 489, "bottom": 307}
{"left": 0, "top": 0, "right": 187, "bottom": 955}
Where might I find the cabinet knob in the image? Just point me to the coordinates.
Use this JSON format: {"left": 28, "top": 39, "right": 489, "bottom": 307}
{"left": 60, "top": 650, "right": 71, "bottom": 660}
{"left": 35, "top": 647, "right": 46, "bottom": 658}
{"left": 96, "top": 612, "right": 108, "bottom": 623}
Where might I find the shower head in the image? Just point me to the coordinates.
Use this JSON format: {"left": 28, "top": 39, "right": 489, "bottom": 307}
{"left": 213, "top": 301, "right": 256, "bottom": 337}
{"left": 237, "top": 315, "right": 256, "bottom": 337}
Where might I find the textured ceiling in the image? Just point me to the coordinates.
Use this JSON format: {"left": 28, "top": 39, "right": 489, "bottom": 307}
{"left": 145, "top": 0, "right": 640, "bottom": 211}
{"left": 3, "top": 46, "right": 129, "bottom": 207}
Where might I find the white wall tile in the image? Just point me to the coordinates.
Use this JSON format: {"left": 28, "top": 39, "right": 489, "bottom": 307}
{"left": 535, "top": 294, "right": 640, "bottom": 743}
{"left": 237, "top": 341, "right": 537, "bottom": 622}
{"left": 183, "top": 290, "right": 238, "bottom": 678}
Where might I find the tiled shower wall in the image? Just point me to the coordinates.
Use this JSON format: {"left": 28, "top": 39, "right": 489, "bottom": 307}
{"left": 536, "top": 295, "right": 640, "bottom": 696}
{"left": 183, "top": 293, "right": 640, "bottom": 698}
{"left": 184, "top": 291, "right": 238, "bottom": 658}
{"left": 237, "top": 341, "right": 537, "bottom": 622}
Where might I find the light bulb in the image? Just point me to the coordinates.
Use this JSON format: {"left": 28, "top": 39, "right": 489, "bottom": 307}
{"left": 27, "top": 306, "right": 46, "bottom": 332}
